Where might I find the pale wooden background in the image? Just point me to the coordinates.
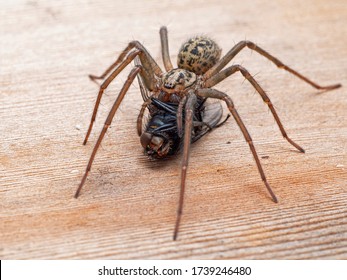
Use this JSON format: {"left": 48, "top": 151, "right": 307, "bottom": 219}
{"left": 1, "top": 0, "right": 346, "bottom": 259}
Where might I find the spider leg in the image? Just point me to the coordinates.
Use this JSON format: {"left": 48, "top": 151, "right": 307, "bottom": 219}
{"left": 75, "top": 66, "right": 142, "bottom": 198}
{"left": 197, "top": 88, "right": 278, "bottom": 203}
{"left": 84, "top": 42, "right": 163, "bottom": 145}
{"left": 205, "top": 64, "right": 305, "bottom": 153}
{"left": 203, "top": 40, "right": 341, "bottom": 90}
{"left": 179, "top": 98, "right": 229, "bottom": 141}
{"left": 89, "top": 43, "right": 136, "bottom": 81}
{"left": 137, "top": 99, "right": 151, "bottom": 136}
{"left": 173, "top": 91, "right": 197, "bottom": 241}
{"left": 135, "top": 58, "right": 150, "bottom": 102}
{"left": 89, "top": 40, "right": 162, "bottom": 81}
{"left": 160, "top": 26, "right": 174, "bottom": 71}
{"left": 84, "top": 49, "right": 141, "bottom": 145}
{"left": 177, "top": 95, "right": 187, "bottom": 138}
{"left": 135, "top": 66, "right": 152, "bottom": 136}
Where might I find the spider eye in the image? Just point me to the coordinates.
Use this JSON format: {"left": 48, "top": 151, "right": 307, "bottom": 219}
{"left": 164, "top": 82, "right": 175, "bottom": 89}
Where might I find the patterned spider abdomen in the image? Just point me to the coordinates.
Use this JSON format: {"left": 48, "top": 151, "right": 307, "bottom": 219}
{"left": 177, "top": 36, "right": 221, "bottom": 75}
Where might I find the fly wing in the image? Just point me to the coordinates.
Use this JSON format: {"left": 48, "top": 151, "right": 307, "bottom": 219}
{"left": 191, "top": 99, "right": 224, "bottom": 143}
{"left": 202, "top": 99, "right": 224, "bottom": 128}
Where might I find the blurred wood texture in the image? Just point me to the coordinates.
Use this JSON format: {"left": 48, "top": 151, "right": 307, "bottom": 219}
{"left": 1, "top": 0, "right": 346, "bottom": 259}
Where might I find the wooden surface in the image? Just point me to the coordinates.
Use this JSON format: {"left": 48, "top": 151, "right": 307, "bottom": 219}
{"left": 1, "top": 0, "right": 346, "bottom": 259}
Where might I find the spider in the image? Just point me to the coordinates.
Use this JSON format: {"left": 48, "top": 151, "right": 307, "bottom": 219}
{"left": 75, "top": 26, "right": 341, "bottom": 240}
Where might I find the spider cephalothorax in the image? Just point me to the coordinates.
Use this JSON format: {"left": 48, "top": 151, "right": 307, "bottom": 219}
{"left": 75, "top": 26, "right": 341, "bottom": 240}
{"left": 161, "top": 68, "right": 197, "bottom": 91}
{"left": 157, "top": 68, "right": 197, "bottom": 102}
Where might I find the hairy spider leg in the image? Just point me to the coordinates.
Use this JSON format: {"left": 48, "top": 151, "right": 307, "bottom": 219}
{"left": 84, "top": 41, "right": 163, "bottom": 145}
{"left": 160, "top": 26, "right": 174, "bottom": 71}
{"left": 75, "top": 66, "right": 142, "bottom": 198}
{"left": 198, "top": 88, "right": 278, "bottom": 203}
{"left": 137, "top": 99, "right": 152, "bottom": 136}
{"left": 135, "top": 59, "right": 150, "bottom": 102}
{"left": 89, "top": 41, "right": 161, "bottom": 81}
{"left": 176, "top": 95, "right": 187, "bottom": 138}
{"left": 135, "top": 66, "right": 152, "bottom": 136}
{"left": 205, "top": 64, "right": 305, "bottom": 152}
{"left": 173, "top": 91, "right": 197, "bottom": 240}
{"left": 84, "top": 50, "right": 140, "bottom": 144}
{"left": 203, "top": 40, "right": 341, "bottom": 90}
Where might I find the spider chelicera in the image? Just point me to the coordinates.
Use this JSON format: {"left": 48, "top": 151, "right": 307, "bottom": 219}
{"left": 75, "top": 26, "right": 341, "bottom": 240}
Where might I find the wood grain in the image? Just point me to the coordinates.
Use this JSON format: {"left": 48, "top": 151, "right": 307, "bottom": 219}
{"left": 1, "top": 0, "right": 346, "bottom": 259}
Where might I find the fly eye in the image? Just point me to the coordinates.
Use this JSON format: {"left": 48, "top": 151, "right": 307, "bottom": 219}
{"left": 150, "top": 136, "right": 164, "bottom": 149}
{"left": 140, "top": 132, "right": 152, "bottom": 149}
{"left": 140, "top": 132, "right": 164, "bottom": 151}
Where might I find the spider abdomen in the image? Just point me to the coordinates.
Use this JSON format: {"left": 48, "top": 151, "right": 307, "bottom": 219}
{"left": 177, "top": 36, "right": 221, "bottom": 75}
